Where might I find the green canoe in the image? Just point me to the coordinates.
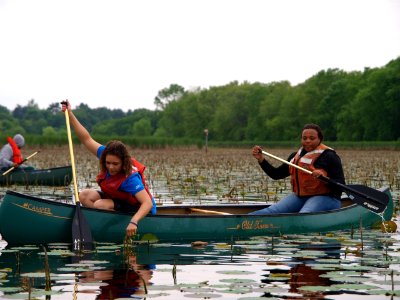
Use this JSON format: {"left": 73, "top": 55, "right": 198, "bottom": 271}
{"left": 0, "top": 187, "right": 393, "bottom": 246}
{"left": 0, "top": 166, "right": 72, "bottom": 186}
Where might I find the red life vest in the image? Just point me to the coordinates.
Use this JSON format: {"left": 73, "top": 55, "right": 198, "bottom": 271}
{"left": 96, "top": 158, "right": 153, "bottom": 206}
{"left": 289, "top": 144, "right": 332, "bottom": 196}
{"left": 7, "top": 136, "right": 23, "bottom": 164}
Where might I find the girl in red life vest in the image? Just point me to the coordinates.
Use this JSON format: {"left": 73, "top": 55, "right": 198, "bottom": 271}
{"left": 249, "top": 123, "right": 345, "bottom": 214}
{"left": 61, "top": 100, "right": 156, "bottom": 238}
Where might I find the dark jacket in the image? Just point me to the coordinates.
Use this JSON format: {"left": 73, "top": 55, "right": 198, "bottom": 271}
{"left": 259, "top": 148, "right": 345, "bottom": 199}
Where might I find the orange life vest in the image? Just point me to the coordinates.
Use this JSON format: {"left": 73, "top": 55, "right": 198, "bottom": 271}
{"left": 96, "top": 158, "right": 153, "bottom": 206}
{"left": 289, "top": 144, "right": 332, "bottom": 196}
{"left": 7, "top": 136, "right": 23, "bottom": 164}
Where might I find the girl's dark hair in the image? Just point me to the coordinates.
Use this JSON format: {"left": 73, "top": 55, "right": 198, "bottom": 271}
{"left": 302, "top": 123, "right": 324, "bottom": 141}
{"left": 99, "top": 140, "right": 132, "bottom": 176}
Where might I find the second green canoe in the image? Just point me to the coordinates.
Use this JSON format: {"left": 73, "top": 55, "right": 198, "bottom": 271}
{"left": 0, "top": 166, "right": 72, "bottom": 186}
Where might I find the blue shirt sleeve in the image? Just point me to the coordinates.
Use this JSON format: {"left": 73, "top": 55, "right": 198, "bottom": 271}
{"left": 97, "top": 145, "right": 106, "bottom": 159}
{"left": 120, "top": 172, "right": 145, "bottom": 195}
{"left": 120, "top": 174, "right": 157, "bottom": 214}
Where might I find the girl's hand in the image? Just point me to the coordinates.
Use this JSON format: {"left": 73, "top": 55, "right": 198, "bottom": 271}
{"left": 60, "top": 99, "right": 70, "bottom": 112}
{"left": 126, "top": 221, "right": 138, "bottom": 237}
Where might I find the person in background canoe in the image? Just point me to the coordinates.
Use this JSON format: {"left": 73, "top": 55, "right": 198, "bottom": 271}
{"left": 61, "top": 100, "right": 156, "bottom": 237}
{"left": 0, "top": 134, "right": 34, "bottom": 171}
{"left": 249, "top": 123, "right": 345, "bottom": 214}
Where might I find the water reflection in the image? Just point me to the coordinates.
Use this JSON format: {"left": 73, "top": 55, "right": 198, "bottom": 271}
{"left": 0, "top": 147, "right": 399, "bottom": 299}
{"left": 0, "top": 231, "right": 398, "bottom": 299}
{"left": 79, "top": 253, "right": 154, "bottom": 299}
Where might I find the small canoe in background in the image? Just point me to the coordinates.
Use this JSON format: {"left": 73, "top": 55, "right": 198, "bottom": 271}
{"left": 0, "top": 166, "right": 72, "bottom": 186}
{"left": 0, "top": 187, "right": 393, "bottom": 246}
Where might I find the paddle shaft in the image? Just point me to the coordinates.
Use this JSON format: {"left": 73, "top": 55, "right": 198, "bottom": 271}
{"left": 261, "top": 150, "right": 387, "bottom": 210}
{"left": 261, "top": 150, "right": 312, "bottom": 175}
{"left": 65, "top": 110, "right": 80, "bottom": 203}
{"left": 2, "top": 151, "right": 39, "bottom": 176}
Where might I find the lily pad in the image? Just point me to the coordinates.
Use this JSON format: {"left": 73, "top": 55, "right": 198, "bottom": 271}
{"left": 0, "top": 287, "right": 23, "bottom": 292}
{"left": 331, "top": 283, "right": 380, "bottom": 290}
{"left": 219, "top": 278, "right": 256, "bottom": 284}
{"left": 216, "top": 270, "right": 255, "bottom": 275}
{"left": 298, "top": 285, "right": 336, "bottom": 292}
{"left": 183, "top": 293, "right": 222, "bottom": 298}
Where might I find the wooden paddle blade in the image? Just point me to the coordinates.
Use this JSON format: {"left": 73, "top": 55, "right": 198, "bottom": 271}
{"left": 343, "top": 184, "right": 389, "bottom": 214}
{"left": 72, "top": 203, "right": 93, "bottom": 251}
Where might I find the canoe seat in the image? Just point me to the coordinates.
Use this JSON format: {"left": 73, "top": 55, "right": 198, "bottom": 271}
{"left": 340, "top": 198, "right": 354, "bottom": 208}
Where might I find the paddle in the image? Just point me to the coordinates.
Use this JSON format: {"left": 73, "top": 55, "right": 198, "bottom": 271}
{"left": 2, "top": 151, "right": 40, "bottom": 176}
{"left": 260, "top": 150, "right": 389, "bottom": 214}
{"left": 64, "top": 107, "right": 93, "bottom": 251}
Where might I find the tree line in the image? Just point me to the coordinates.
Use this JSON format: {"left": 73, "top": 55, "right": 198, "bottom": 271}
{"left": 1, "top": 57, "right": 399, "bottom": 145}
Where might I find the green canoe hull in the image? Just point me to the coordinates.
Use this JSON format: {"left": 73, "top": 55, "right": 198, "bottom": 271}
{"left": 0, "top": 187, "right": 393, "bottom": 246}
{"left": 0, "top": 166, "right": 72, "bottom": 186}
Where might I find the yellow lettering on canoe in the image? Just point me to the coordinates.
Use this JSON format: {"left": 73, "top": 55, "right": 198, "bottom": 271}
{"left": 241, "top": 219, "right": 278, "bottom": 230}
{"left": 22, "top": 202, "right": 53, "bottom": 216}
{"left": 12, "top": 202, "right": 70, "bottom": 220}
{"left": 242, "top": 220, "right": 253, "bottom": 229}
{"left": 254, "top": 220, "right": 272, "bottom": 229}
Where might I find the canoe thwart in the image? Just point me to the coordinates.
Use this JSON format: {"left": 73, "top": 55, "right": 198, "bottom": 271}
{"left": 189, "top": 208, "right": 232, "bottom": 215}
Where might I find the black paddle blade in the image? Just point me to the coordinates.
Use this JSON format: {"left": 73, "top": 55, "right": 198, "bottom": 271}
{"left": 72, "top": 203, "right": 94, "bottom": 251}
{"left": 343, "top": 184, "right": 389, "bottom": 214}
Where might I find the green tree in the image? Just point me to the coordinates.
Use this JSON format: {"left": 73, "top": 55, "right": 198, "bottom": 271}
{"left": 42, "top": 126, "right": 57, "bottom": 137}
{"left": 131, "top": 118, "right": 152, "bottom": 137}
{"left": 154, "top": 84, "right": 185, "bottom": 110}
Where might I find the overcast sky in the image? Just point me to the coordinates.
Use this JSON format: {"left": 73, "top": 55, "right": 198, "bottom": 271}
{"left": 0, "top": 0, "right": 399, "bottom": 112}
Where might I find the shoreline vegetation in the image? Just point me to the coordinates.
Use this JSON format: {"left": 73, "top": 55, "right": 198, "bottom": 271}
{"left": 1, "top": 58, "right": 399, "bottom": 146}
{"left": 9, "top": 134, "right": 400, "bottom": 150}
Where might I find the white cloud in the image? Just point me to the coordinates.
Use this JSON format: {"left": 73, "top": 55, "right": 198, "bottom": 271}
{"left": 0, "top": 0, "right": 399, "bottom": 112}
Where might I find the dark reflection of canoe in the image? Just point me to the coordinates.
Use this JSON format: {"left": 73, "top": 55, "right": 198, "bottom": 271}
{"left": 0, "top": 187, "right": 393, "bottom": 246}
{"left": 0, "top": 243, "right": 198, "bottom": 289}
{"left": 0, "top": 166, "right": 72, "bottom": 186}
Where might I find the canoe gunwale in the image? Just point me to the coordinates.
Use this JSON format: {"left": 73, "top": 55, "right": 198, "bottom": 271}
{"left": 3, "top": 188, "right": 389, "bottom": 218}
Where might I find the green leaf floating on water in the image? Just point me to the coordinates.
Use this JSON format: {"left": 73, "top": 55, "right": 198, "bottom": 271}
{"left": 298, "top": 285, "right": 339, "bottom": 292}
{"left": 0, "top": 289, "right": 64, "bottom": 299}
{"left": 180, "top": 287, "right": 216, "bottom": 293}
{"left": 0, "top": 249, "right": 19, "bottom": 253}
{"left": 38, "top": 250, "right": 75, "bottom": 256}
{"left": 79, "top": 260, "right": 110, "bottom": 264}
{"left": 183, "top": 292, "right": 222, "bottom": 298}
{"left": 219, "top": 278, "right": 257, "bottom": 284}
{"left": 146, "top": 284, "right": 180, "bottom": 291}
{"left": 331, "top": 283, "right": 380, "bottom": 290}
{"left": 221, "top": 287, "right": 252, "bottom": 294}
{"left": 216, "top": 270, "right": 255, "bottom": 275}
{"left": 20, "top": 272, "right": 60, "bottom": 278}
{"left": 330, "top": 276, "right": 371, "bottom": 283}
{"left": 95, "top": 245, "right": 122, "bottom": 250}
{"left": 9, "top": 246, "right": 40, "bottom": 251}
{"left": 0, "top": 287, "right": 23, "bottom": 293}
{"left": 320, "top": 270, "right": 364, "bottom": 278}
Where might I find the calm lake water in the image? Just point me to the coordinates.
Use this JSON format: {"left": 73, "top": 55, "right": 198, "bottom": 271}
{"left": 0, "top": 147, "right": 399, "bottom": 299}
